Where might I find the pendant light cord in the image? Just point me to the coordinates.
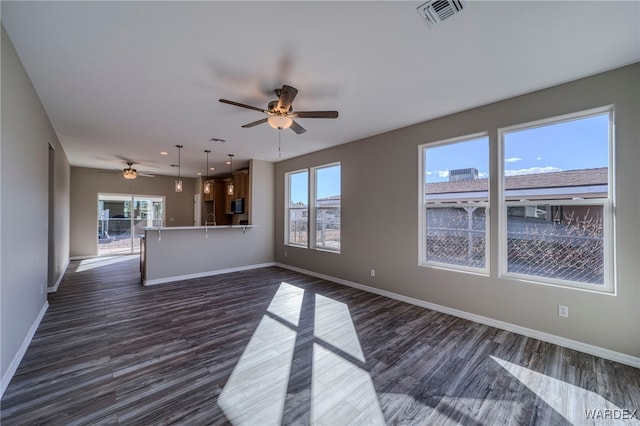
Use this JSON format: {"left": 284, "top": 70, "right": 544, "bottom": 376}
{"left": 205, "top": 150, "right": 209, "bottom": 180}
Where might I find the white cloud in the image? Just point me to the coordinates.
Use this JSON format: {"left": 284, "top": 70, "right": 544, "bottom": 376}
{"left": 426, "top": 170, "right": 450, "bottom": 177}
{"left": 478, "top": 172, "right": 489, "bottom": 179}
{"left": 536, "top": 156, "right": 543, "bottom": 160}
{"left": 504, "top": 157, "right": 523, "bottom": 163}
{"left": 505, "top": 166, "right": 562, "bottom": 176}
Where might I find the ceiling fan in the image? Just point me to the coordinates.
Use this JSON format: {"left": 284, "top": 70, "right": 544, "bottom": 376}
{"left": 219, "top": 84, "right": 338, "bottom": 134}
{"left": 122, "top": 162, "right": 156, "bottom": 179}
{"left": 101, "top": 162, "right": 155, "bottom": 180}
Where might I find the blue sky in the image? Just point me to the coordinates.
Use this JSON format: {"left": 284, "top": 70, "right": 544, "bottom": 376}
{"left": 425, "top": 113, "right": 609, "bottom": 183}
{"left": 289, "top": 113, "right": 609, "bottom": 203}
{"left": 289, "top": 164, "right": 340, "bottom": 205}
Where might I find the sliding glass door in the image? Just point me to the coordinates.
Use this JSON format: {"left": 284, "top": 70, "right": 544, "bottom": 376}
{"left": 98, "top": 194, "right": 164, "bottom": 255}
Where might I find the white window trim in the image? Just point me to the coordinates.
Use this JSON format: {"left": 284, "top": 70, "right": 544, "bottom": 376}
{"left": 497, "top": 105, "right": 616, "bottom": 294}
{"left": 310, "top": 162, "right": 341, "bottom": 253}
{"left": 419, "top": 132, "right": 490, "bottom": 275}
{"left": 285, "top": 163, "right": 341, "bottom": 253}
{"left": 285, "top": 168, "right": 309, "bottom": 248}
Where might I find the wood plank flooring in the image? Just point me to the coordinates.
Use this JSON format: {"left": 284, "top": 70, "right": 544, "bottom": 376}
{"left": 2, "top": 256, "right": 639, "bottom": 425}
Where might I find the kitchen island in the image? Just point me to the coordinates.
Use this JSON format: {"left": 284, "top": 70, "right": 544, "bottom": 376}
{"left": 141, "top": 225, "right": 274, "bottom": 285}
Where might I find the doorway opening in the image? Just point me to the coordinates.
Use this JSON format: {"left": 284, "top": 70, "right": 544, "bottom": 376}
{"left": 98, "top": 194, "right": 164, "bottom": 256}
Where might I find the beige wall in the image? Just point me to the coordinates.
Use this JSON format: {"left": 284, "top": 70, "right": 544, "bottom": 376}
{"left": 70, "top": 167, "right": 196, "bottom": 257}
{"left": 275, "top": 64, "right": 640, "bottom": 358}
{"left": 1, "top": 25, "right": 71, "bottom": 386}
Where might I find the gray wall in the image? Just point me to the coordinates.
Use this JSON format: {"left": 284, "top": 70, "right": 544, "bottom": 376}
{"left": 70, "top": 167, "right": 196, "bottom": 257}
{"left": 249, "top": 159, "right": 275, "bottom": 260}
{"left": 48, "top": 127, "right": 71, "bottom": 289}
{"left": 275, "top": 64, "right": 640, "bottom": 357}
{"left": 1, "top": 25, "right": 71, "bottom": 384}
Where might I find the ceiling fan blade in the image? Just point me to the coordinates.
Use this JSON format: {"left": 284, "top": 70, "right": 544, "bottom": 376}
{"left": 242, "top": 118, "right": 268, "bottom": 128}
{"left": 290, "top": 120, "right": 307, "bottom": 135}
{"left": 138, "top": 173, "right": 155, "bottom": 177}
{"left": 277, "top": 85, "right": 298, "bottom": 112}
{"left": 295, "top": 111, "right": 339, "bottom": 119}
{"left": 219, "top": 98, "right": 267, "bottom": 113}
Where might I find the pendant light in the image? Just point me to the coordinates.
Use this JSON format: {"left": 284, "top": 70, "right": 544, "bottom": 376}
{"left": 226, "top": 154, "right": 234, "bottom": 196}
{"left": 174, "top": 144, "right": 183, "bottom": 192}
{"left": 203, "top": 150, "right": 211, "bottom": 194}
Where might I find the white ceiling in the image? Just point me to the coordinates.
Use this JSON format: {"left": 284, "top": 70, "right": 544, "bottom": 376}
{"left": 2, "top": 1, "right": 639, "bottom": 178}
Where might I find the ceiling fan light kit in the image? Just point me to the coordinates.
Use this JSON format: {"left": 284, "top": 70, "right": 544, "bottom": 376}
{"left": 122, "top": 162, "right": 138, "bottom": 179}
{"left": 268, "top": 115, "right": 293, "bottom": 130}
{"left": 123, "top": 169, "right": 137, "bottom": 179}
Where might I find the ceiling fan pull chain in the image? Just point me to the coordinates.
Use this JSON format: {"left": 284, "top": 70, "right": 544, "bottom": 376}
{"left": 278, "top": 129, "right": 282, "bottom": 158}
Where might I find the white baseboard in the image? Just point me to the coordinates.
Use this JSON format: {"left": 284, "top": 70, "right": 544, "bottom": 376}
{"left": 275, "top": 263, "right": 640, "bottom": 369}
{"left": 48, "top": 257, "right": 70, "bottom": 293}
{"left": 69, "top": 255, "right": 95, "bottom": 261}
{"left": 143, "top": 262, "right": 276, "bottom": 286}
{"left": 1, "top": 301, "right": 49, "bottom": 398}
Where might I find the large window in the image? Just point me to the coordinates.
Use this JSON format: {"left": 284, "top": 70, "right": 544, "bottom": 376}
{"left": 420, "top": 134, "right": 489, "bottom": 272}
{"left": 286, "top": 163, "right": 341, "bottom": 252}
{"left": 286, "top": 170, "right": 309, "bottom": 247}
{"left": 499, "top": 107, "right": 614, "bottom": 292}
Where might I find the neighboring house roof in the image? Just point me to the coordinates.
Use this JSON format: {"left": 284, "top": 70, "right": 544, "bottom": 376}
{"left": 427, "top": 167, "right": 607, "bottom": 194}
{"left": 427, "top": 167, "right": 608, "bottom": 201}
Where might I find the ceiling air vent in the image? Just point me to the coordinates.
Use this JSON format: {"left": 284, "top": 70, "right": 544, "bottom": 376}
{"left": 417, "top": 0, "right": 465, "bottom": 28}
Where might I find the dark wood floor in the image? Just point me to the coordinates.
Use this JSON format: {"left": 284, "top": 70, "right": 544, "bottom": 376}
{"left": 2, "top": 257, "right": 639, "bottom": 425}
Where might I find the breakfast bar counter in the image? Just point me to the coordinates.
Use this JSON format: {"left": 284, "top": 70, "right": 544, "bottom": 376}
{"left": 141, "top": 225, "right": 273, "bottom": 286}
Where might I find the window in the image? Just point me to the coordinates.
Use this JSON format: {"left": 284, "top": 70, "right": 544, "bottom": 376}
{"left": 420, "top": 134, "right": 489, "bottom": 272}
{"left": 286, "top": 170, "right": 308, "bottom": 247}
{"left": 314, "top": 164, "right": 341, "bottom": 251}
{"left": 285, "top": 163, "right": 341, "bottom": 252}
{"left": 499, "top": 107, "right": 614, "bottom": 292}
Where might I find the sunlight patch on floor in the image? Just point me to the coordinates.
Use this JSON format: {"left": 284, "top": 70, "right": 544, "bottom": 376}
{"left": 218, "top": 281, "right": 385, "bottom": 425}
{"left": 491, "top": 356, "right": 639, "bottom": 425}
{"left": 217, "top": 315, "right": 297, "bottom": 424}
{"left": 314, "top": 293, "right": 365, "bottom": 362}
{"left": 266, "top": 281, "right": 305, "bottom": 327}
{"left": 75, "top": 255, "right": 137, "bottom": 273}
{"left": 312, "top": 343, "right": 385, "bottom": 425}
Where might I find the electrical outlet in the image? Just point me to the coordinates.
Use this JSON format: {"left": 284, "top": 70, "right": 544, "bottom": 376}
{"left": 370, "top": 269, "right": 376, "bottom": 277}
{"left": 284, "top": 250, "right": 288, "bottom": 257}
{"left": 558, "top": 305, "right": 569, "bottom": 318}
{"left": 40, "top": 284, "right": 44, "bottom": 295}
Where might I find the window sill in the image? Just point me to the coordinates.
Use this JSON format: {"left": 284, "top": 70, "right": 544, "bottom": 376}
{"left": 500, "top": 271, "right": 615, "bottom": 295}
{"left": 420, "top": 261, "right": 489, "bottom": 277}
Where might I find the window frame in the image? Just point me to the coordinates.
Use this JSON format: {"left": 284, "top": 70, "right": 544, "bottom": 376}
{"left": 311, "top": 162, "right": 341, "bottom": 253}
{"left": 497, "top": 105, "right": 615, "bottom": 294}
{"left": 285, "top": 168, "right": 310, "bottom": 248}
{"left": 285, "top": 162, "right": 341, "bottom": 253}
{"left": 419, "top": 132, "right": 490, "bottom": 275}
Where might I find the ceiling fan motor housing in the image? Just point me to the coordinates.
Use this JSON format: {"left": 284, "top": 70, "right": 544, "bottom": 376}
{"left": 268, "top": 100, "right": 292, "bottom": 114}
